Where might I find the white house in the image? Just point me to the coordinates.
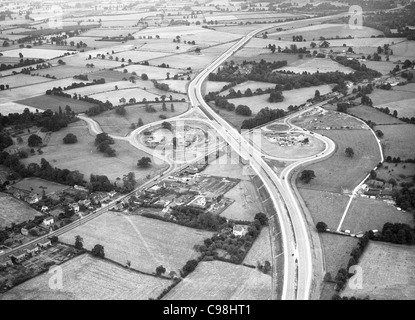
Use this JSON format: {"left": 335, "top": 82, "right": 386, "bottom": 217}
{"left": 233, "top": 225, "right": 248, "bottom": 237}
{"left": 41, "top": 205, "right": 49, "bottom": 213}
{"left": 43, "top": 217, "right": 54, "bottom": 226}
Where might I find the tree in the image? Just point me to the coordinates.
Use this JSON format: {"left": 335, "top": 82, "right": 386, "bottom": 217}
{"left": 310, "top": 42, "right": 317, "bottom": 49}
{"left": 141, "top": 73, "right": 148, "bottom": 80}
{"left": 314, "top": 90, "right": 320, "bottom": 98}
{"left": 171, "top": 104, "right": 175, "bottom": 112}
{"left": 91, "top": 244, "right": 105, "bottom": 258}
{"left": 156, "top": 265, "right": 166, "bottom": 276}
{"left": 299, "top": 170, "right": 316, "bottom": 183}
{"left": 137, "top": 118, "right": 144, "bottom": 127}
{"left": 345, "top": 147, "right": 354, "bottom": 158}
{"left": 235, "top": 105, "right": 252, "bottom": 116}
{"left": 182, "top": 259, "right": 198, "bottom": 275}
{"left": 75, "top": 235, "right": 83, "bottom": 249}
{"left": 137, "top": 157, "right": 152, "bottom": 167}
{"left": 254, "top": 212, "right": 268, "bottom": 226}
{"left": 28, "top": 134, "right": 42, "bottom": 147}
{"left": 375, "top": 130, "right": 384, "bottom": 138}
{"left": 162, "top": 121, "right": 172, "bottom": 131}
{"left": 316, "top": 222, "right": 327, "bottom": 232}
{"left": 63, "top": 133, "right": 78, "bottom": 144}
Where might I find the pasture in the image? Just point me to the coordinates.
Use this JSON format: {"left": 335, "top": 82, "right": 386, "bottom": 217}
{"left": 20, "top": 122, "right": 166, "bottom": 183}
{"left": 113, "top": 49, "right": 173, "bottom": 63}
{"left": 13, "top": 177, "right": 69, "bottom": 196}
{"left": 0, "top": 193, "right": 43, "bottom": 228}
{"left": 227, "top": 85, "right": 333, "bottom": 114}
{"left": 376, "top": 98, "right": 415, "bottom": 119}
{"left": 18, "top": 95, "right": 97, "bottom": 113}
{"left": 341, "top": 242, "right": 415, "bottom": 300}
{"left": 59, "top": 213, "right": 213, "bottom": 275}
{"left": 0, "top": 48, "right": 76, "bottom": 60}
{"left": 221, "top": 180, "right": 264, "bottom": 221}
{"left": 243, "top": 227, "right": 272, "bottom": 266}
{"left": 0, "top": 74, "right": 51, "bottom": 88}
{"left": 347, "top": 105, "right": 403, "bottom": 125}
{"left": 0, "top": 102, "right": 37, "bottom": 115}
{"left": 377, "top": 124, "right": 415, "bottom": 160}
{"left": 219, "top": 81, "right": 276, "bottom": 96}
{"left": 298, "top": 188, "right": 349, "bottom": 229}
{"left": 0, "top": 254, "right": 172, "bottom": 300}
{"left": 115, "top": 64, "right": 186, "bottom": 80}
{"left": 341, "top": 197, "right": 414, "bottom": 234}
{"left": 297, "top": 129, "right": 381, "bottom": 194}
{"left": 163, "top": 260, "right": 272, "bottom": 300}
{"left": 278, "top": 58, "right": 354, "bottom": 74}
{"left": 150, "top": 53, "right": 214, "bottom": 71}
{"left": 158, "top": 79, "right": 189, "bottom": 94}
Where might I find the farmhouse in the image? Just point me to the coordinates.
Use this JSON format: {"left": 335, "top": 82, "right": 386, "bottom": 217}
{"left": 233, "top": 225, "right": 248, "bottom": 237}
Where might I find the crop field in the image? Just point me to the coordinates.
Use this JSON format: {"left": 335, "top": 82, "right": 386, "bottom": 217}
{"left": 115, "top": 64, "right": 186, "bottom": 80}
{"left": 362, "top": 60, "right": 395, "bottom": 75}
{"left": 134, "top": 40, "right": 198, "bottom": 54}
{"left": 221, "top": 180, "right": 264, "bottom": 221}
{"left": 0, "top": 193, "right": 43, "bottom": 228}
{"left": 204, "top": 81, "right": 230, "bottom": 94}
{"left": 227, "top": 85, "right": 332, "bottom": 113}
{"left": 243, "top": 227, "right": 272, "bottom": 266}
{"left": 0, "top": 74, "right": 51, "bottom": 88}
{"left": 59, "top": 213, "right": 213, "bottom": 275}
{"left": 113, "top": 49, "right": 173, "bottom": 63}
{"left": 150, "top": 53, "right": 214, "bottom": 70}
{"left": 376, "top": 98, "right": 415, "bottom": 119}
{"left": 347, "top": 105, "right": 403, "bottom": 125}
{"left": 377, "top": 124, "right": 415, "bottom": 160}
{"left": 325, "top": 37, "right": 404, "bottom": 49}
{"left": 0, "top": 102, "right": 37, "bottom": 115}
{"left": 0, "top": 48, "right": 75, "bottom": 60}
{"left": 341, "top": 197, "right": 414, "bottom": 234}
{"left": 261, "top": 132, "right": 325, "bottom": 159}
{"left": 87, "top": 70, "right": 140, "bottom": 82}
{"left": 158, "top": 79, "right": 189, "bottom": 93}
{"left": 341, "top": 241, "right": 415, "bottom": 300}
{"left": 390, "top": 40, "right": 415, "bottom": 61}
{"left": 18, "top": 95, "right": 97, "bottom": 113}
{"left": 92, "top": 102, "right": 189, "bottom": 136}
{"left": 0, "top": 254, "right": 172, "bottom": 300}
{"left": 298, "top": 188, "right": 349, "bottom": 229}
{"left": 292, "top": 107, "right": 365, "bottom": 130}
{"left": 298, "top": 129, "right": 381, "bottom": 194}
{"left": 32, "top": 65, "right": 97, "bottom": 79}
{"left": 279, "top": 58, "right": 354, "bottom": 74}
{"left": 164, "top": 261, "right": 272, "bottom": 300}
{"left": 268, "top": 24, "right": 383, "bottom": 41}
{"left": 13, "top": 177, "right": 69, "bottom": 196}
{"left": 0, "top": 78, "right": 92, "bottom": 105}
{"left": 21, "top": 122, "right": 166, "bottom": 183}
{"left": 0, "top": 56, "right": 21, "bottom": 64}
{"left": 65, "top": 81, "right": 143, "bottom": 97}
{"left": 219, "top": 81, "right": 276, "bottom": 96}
{"left": 371, "top": 84, "right": 415, "bottom": 108}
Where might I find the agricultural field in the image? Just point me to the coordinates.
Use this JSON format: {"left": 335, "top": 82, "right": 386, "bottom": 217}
{"left": 243, "top": 227, "right": 272, "bottom": 267}
{"left": 377, "top": 124, "right": 415, "bottom": 160}
{"left": 390, "top": 40, "right": 415, "bottom": 62}
{"left": 12, "top": 177, "right": 69, "bottom": 196}
{"left": 20, "top": 122, "right": 166, "bottom": 183}
{"left": 370, "top": 84, "right": 415, "bottom": 118}
{"left": 164, "top": 260, "right": 272, "bottom": 300}
{"left": 0, "top": 102, "right": 37, "bottom": 115}
{"left": 298, "top": 188, "right": 349, "bottom": 229}
{"left": 226, "top": 85, "right": 333, "bottom": 114}
{"left": 17, "top": 95, "right": 97, "bottom": 114}
{"left": 221, "top": 180, "right": 264, "bottom": 221}
{"left": 0, "top": 78, "right": 92, "bottom": 105}
{"left": 0, "top": 74, "right": 51, "bottom": 88}
{"left": 0, "top": 48, "right": 76, "bottom": 59}
{"left": 158, "top": 79, "right": 189, "bottom": 94}
{"left": 341, "top": 197, "right": 414, "bottom": 234}
{"left": 204, "top": 81, "right": 230, "bottom": 94}
{"left": 115, "top": 64, "right": 186, "bottom": 80}
{"left": 0, "top": 193, "right": 43, "bottom": 228}
{"left": 219, "top": 81, "right": 276, "bottom": 96}
{"left": 297, "top": 129, "right": 381, "bottom": 194}
{"left": 65, "top": 81, "right": 143, "bottom": 97}
{"left": 32, "top": 65, "right": 97, "bottom": 79}
{"left": 91, "top": 102, "right": 189, "bottom": 136}
{"left": 267, "top": 24, "right": 384, "bottom": 41}
{"left": 59, "top": 213, "right": 213, "bottom": 275}
{"left": 113, "top": 49, "right": 173, "bottom": 63}
{"left": 278, "top": 58, "right": 354, "bottom": 74}
{"left": 0, "top": 254, "right": 172, "bottom": 300}
{"left": 341, "top": 241, "right": 415, "bottom": 300}
{"left": 347, "top": 105, "right": 403, "bottom": 125}
{"left": 150, "top": 52, "right": 214, "bottom": 71}
{"left": 375, "top": 162, "right": 415, "bottom": 186}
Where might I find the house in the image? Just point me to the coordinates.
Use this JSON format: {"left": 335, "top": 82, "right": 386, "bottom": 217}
{"left": 74, "top": 185, "right": 89, "bottom": 193}
{"left": 25, "top": 243, "right": 40, "bottom": 256}
{"left": 187, "top": 195, "right": 207, "bottom": 209}
{"left": 0, "top": 255, "right": 12, "bottom": 268}
{"left": 78, "top": 199, "right": 91, "bottom": 207}
{"left": 69, "top": 203, "right": 80, "bottom": 213}
{"left": 42, "top": 216, "right": 54, "bottom": 227}
{"left": 233, "top": 225, "right": 248, "bottom": 237}
{"left": 21, "top": 228, "right": 29, "bottom": 236}
{"left": 108, "top": 190, "right": 117, "bottom": 198}
{"left": 41, "top": 205, "right": 49, "bottom": 213}
{"left": 27, "top": 193, "right": 40, "bottom": 204}
{"left": 38, "top": 239, "right": 51, "bottom": 249}
{"left": 10, "top": 249, "right": 27, "bottom": 263}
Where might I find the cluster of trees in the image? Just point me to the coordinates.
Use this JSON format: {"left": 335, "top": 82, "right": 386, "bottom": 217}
{"left": 369, "top": 223, "right": 415, "bottom": 245}
{"left": 115, "top": 106, "right": 126, "bottom": 116}
{"left": 85, "top": 100, "right": 114, "bottom": 117}
{"left": 171, "top": 206, "right": 228, "bottom": 231}
{"left": 235, "top": 105, "right": 252, "bottom": 116}
{"left": 393, "top": 188, "right": 415, "bottom": 212}
{"left": 45, "top": 78, "right": 105, "bottom": 95}
{"left": 63, "top": 133, "right": 78, "bottom": 144}
{"left": 94, "top": 133, "right": 115, "bottom": 157}
{"left": 268, "top": 90, "right": 284, "bottom": 103}
{"left": 1, "top": 107, "right": 76, "bottom": 132}
{"left": 197, "top": 213, "right": 269, "bottom": 264}
{"left": 137, "top": 157, "right": 151, "bottom": 167}
{"left": 0, "top": 58, "right": 45, "bottom": 72}
{"left": 334, "top": 233, "right": 370, "bottom": 292}
{"left": 300, "top": 170, "right": 316, "bottom": 184}
{"left": 241, "top": 107, "right": 287, "bottom": 130}
{"left": 267, "top": 43, "right": 310, "bottom": 54}
{"left": 151, "top": 80, "right": 170, "bottom": 91}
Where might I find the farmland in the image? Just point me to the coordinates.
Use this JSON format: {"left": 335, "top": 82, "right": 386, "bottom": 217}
{"left": 0, "top": 74, "right": 52, "bottom": 88}
{"left": 163, "top": 261, "right": 272, "bottom": 300}
{"left": 91, "top": 102, "right": 189, "bottom": 136}
{"left": 0, "top": 193, "right": 43, "bottom": 228}
{"left": 219, "top": 81, "right": 276, "bottom": 96}
{"left": 0, "top": 48, "right": 76, "bottom": 59}
{"left": 370, "top": 84, "right": 415, "bottom": 118}
{"left": 298, "top": 188, "right": 349, "bottom": 229}
{"left": 12, "top": 177, "right": 69, "bottom": 196}
{"left": 0, "top": 102, "right": 37, "bottom": 115}
{"left": 341, "top": 242, "right": 415, "bottom": 300}
{"left": 20, "top": 122, "right": 166, "bottom": 183}
{"left": 297, "top": 129, "right": 381, "bottom": 194}
{"left": 243, "top": 227, "right": 272, "bottom": 266}
{"left": 18, "top": 94, "right": 97, "bottom": 113}
{"left": 341, "top": 197, "right": 414, "bottom": 234}
{"left": 347, "top": 105, "right": 403, "bottom": 125}
{"left": 377, "top": 124, "right": 415, "bottom": 160}
{"left": 59, "top": 213, "right": 214, "bottom": 275}
{"left": 114, "top": 64, "right": 186, "bottom": 80}
{"left": 221, "top": 180, "right": 265, "bottom": 221}
{"left": 0, "top": 254, "right": 172, "bottom": 300}
{"left": 278, "top": 58, "right": 354, "bottom": 74}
